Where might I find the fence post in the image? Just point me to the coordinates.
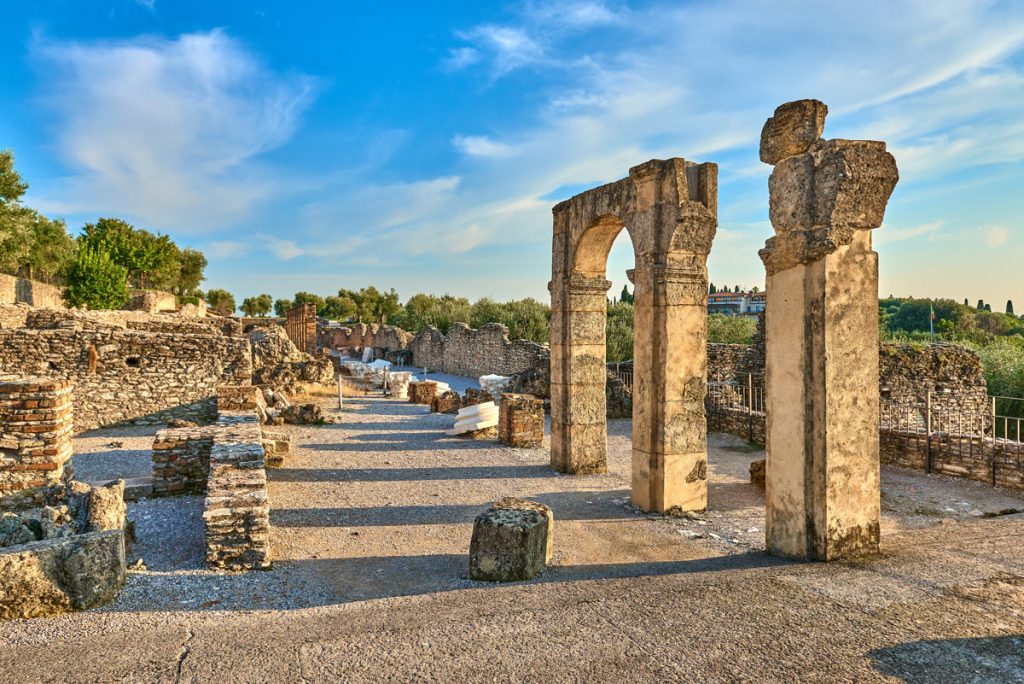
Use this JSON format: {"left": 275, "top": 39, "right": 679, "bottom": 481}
{"left": 925, "top": 390, "right": 932, "bottom": 474}
{"left": 337, "top": 375, "right": 344, "bottom": 410}
{"left": 747, "top": 372, "right": 754, "bottom": 442}
{"left": 991, "top": 396, "right": 998, "bottom": 487}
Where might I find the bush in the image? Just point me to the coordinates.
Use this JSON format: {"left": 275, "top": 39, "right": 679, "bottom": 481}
{"left": 707, "top": 314, "right": 757, "bottom": 344}
{"left": 64, "top": 245, "right": 129, "bottom": 310}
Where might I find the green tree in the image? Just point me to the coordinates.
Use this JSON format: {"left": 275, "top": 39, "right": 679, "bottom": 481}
{"left": 400, "top": 293, "right": 471, "bottom": 333}
{"left": 606, "top": 301, "right": 634, "bottom": 362}
{"left": 1007, "top": 300, "right": 1015, "bottom": 316}
{"left": 977, "top": 299, "right": 985, "bottom": 310}
{"left": 21, "top": 213, "right": 76, "bottom": 281}
{"left": 292, "top": 291, "right": 325, "bottom": 313}
{"left": 707, "top": 314, "right": 757, "bottom": 344}
{"left": 240, "top": 294, "right": 273, "bottom": 317}
{"left": 321, "top": 295, "right": 357, "bottom": 320}
{"left": 79, "top": 218, "right": 182, "bottom": 290}
{"left": 205, "top": 288, "right": 236, "bottom": 316}
{"left": 619, "top": 285, "right": 633, "bottom": 303}
{"left": 709, "top": 283, "right": 717, "bottom": 294}
{"left": 175, "top": 248, "right": 207, "bottom": 296}
{"left": 273, "top": 298, "right": 293, "bottom": 317}
{"left": 65, "top": 244, "right": 128, "bottom": 310}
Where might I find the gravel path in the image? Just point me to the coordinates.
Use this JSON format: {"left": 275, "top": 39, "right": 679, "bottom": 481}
{"left": 71, "top": 425, "right": 157, "bottom": 484}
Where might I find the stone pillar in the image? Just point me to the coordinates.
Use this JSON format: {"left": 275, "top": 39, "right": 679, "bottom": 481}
{"left": 759, "top": 100, "right": 899, "bottom": 560}
{"left": 630, "top": 257, "right": 710, "bottom": 512}
{"left": 550, "top": 273, "right": 610, "bottom": 474}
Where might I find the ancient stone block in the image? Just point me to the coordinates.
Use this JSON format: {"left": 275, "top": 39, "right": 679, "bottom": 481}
{"left": 0, "top": 529, "right": 126, "bottom": 619}
{"left": 749, "top": 459, "right": 765, "bottom": 489}
{"left": 759, "top": 99, "right": 828, "bottom": 165}
{"left": 497, "top": 393, "right": 544, "bottom": 448}
{"left": 469, "top": 497, "right": 552, "bottom": 582}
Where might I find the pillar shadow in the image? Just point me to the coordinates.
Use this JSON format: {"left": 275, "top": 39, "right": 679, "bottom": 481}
{"left": 270, "top": 464, "right": 556, "bottom": 483}
{"left": 868, "top": 636, "right": 1024, "bottom": 683}
{"left": 270, "top": 489, "right": 634, "bottom": 528}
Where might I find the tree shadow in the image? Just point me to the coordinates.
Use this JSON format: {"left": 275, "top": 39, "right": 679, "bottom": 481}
{"left": 868, "top": 636, "right": 1024, "bottom": 683}
{"left": 304, "top": 438, "right": 499, "bottom": 453}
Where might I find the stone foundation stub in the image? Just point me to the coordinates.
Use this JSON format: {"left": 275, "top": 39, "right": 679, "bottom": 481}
{"left": 469, "top": 497, "right": 553, "bottom": 582}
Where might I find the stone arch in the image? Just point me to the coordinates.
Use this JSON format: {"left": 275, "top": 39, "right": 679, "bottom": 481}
{"left": 549, "top": 157, "right": 718, "bottom": 513}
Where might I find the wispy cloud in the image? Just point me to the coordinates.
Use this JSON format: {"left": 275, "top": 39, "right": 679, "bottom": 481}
{"left": 30, "top": 30, "right": 316, "bottom": 232}
{"left": 979, "top": 224, "right": 1011, "bottom": 247}
{"left": 452, "top": 134, "right": 518, "bottom": 158}
{"left": 875, "top": 221, "right": 944, "bottom": 245}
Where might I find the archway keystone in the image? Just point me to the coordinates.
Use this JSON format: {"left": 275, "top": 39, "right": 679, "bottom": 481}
{"left": 550, "top": 157, "right": 717, "bottom": 513}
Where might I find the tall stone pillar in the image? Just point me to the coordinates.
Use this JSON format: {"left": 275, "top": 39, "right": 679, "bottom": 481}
{"left": 631, "top": 255, "right": 710, "bottom": 512}
{"left": 759, "top": 100, "right": 899, "bottom": 560}
{"left": 550, "top": 272, "right": 611, "bottom": 474}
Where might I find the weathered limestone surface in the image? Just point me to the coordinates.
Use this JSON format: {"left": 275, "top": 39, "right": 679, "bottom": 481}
{"left": 430, "top": 390, "right": 462, "bottom": 414}
{"left": 0, "top": 529, "right": 126, "bottom": 620}
{"left": 469, "top": 497, "right": 552, "bottom": 582}
{"left": 0, "top": 378, "right": 74, "bottom": 510}
{"left": 759, "top": 100, "right": 898, "bottom": 561}
{"left": 550, "top": 157, "right": 717, "bottom": 514}
{"left": 497, "top": 393, "right": 544, "bottom": 448}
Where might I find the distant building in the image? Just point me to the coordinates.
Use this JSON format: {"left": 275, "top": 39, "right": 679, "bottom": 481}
{"left": 708, "top": 290, "right": 765, "bottom": 317}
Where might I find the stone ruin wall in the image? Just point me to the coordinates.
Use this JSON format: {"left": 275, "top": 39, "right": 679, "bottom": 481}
{"left": 0, "top": 307, "right": 252, "bottom": 432}
{"left": 0, "top": 274, "right": 65, "bottom": 310}
{"left": 320, "top": 320, "right": 549, "bottom": 379}
{"left": 706, "top": 339, "right": 988, "bottom": 416}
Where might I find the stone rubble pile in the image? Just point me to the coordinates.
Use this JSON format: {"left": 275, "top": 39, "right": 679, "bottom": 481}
{"left": 479, "top": 374, "right": 512, "bottom": 396}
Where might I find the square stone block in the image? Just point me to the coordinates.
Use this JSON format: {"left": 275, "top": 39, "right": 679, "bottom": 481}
{"left": 469, "top": 498, "right": 553, "bottom": 582}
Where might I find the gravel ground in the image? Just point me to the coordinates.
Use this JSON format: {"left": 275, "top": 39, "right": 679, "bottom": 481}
{"left": 71, "top": 425, "right": 157, "bottom": 484}
{"left": 65, "top": 389, "right": 1024, "bottom": 613}
{"left": 5, "top": 391, "right": 1024, "bottom": 681}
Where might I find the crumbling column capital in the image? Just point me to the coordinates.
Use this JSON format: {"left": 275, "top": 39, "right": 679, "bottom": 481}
{"left": 567, "top": 273, "right": 613, "bottom": 294}
{"left": 759, "top": 100, "right": 898, "bottom": 274}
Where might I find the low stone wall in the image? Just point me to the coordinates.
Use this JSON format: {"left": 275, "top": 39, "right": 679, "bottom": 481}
{"left": 409, "top": 381, "right": 439, "bottom": 405}
{"left": 151, "top": 426, "right": 215, "bottom": 496}
{"left": 0, "top": 378, "right": 74, "bottom": 510}
{"left": 0, "top": 309, "right": 252, "bottom": 432}
{"left": 203, "top": 411, "right": 271, "bottom": 570}
{"left": 707, "top": 406, "right": 766, "bottom": 446}
{"left": 879, "top": 429, "right": 1024, "bottom": 491}
{"left": 0, "top": 274, "right": 65, "bottom": 309}
{"left": 125, "top": 290, "right": 177, "bottom": 314}
{"left": 0, "top": 529, "right": 126, "bottom": 620}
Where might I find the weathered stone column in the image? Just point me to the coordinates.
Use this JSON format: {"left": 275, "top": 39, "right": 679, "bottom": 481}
{"left": 759, "top": 100, "right": 899, "bottom": 560}
{"left": 550, "top": 273, "right": 611, "bottom": 474}
{"left": 631, "top": 255, "right": 710, "bottom": 512}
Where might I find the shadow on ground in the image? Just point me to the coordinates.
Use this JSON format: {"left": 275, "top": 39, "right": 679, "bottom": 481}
{"left": 868, "top": 635, "right": 1024, "bottom": 683}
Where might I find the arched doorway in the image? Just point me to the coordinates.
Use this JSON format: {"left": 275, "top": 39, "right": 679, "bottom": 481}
{"left": 549, "top": 158, "right": 718, "bottom": 513}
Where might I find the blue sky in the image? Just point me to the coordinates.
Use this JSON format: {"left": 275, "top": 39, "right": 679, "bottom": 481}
{"left": 2, "top": 0, "right": 1023, "bottom": 308}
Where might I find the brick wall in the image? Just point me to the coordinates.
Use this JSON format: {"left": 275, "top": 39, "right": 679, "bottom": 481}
{"left": 0, "top": 378, "right": 74, "bottom": 510}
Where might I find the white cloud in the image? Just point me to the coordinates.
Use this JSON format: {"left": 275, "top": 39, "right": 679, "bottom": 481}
{"left": 875, "top": 221, "right": 944, "bottom": 245}
{"left": 452, "top": 134, "right": 517, "bottom": 158}
{"left": 259, "top": 236, "right": 305, "bottom": 260}
{"left": 206, "top": 240, "right": 251, "bottom": 258}
{"left": 979, "top": 225, "right": 1011, "bottom": 247}
{"left": 443, "top": 46, "right": 481, "bottom": 71}
{"left": 30, "top": 30, "right": 316, "bottom": 232}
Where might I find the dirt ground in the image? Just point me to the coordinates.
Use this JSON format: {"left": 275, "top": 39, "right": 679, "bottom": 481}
{"left": 5, "top": 393, "right": 1024, "bottom": 682}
